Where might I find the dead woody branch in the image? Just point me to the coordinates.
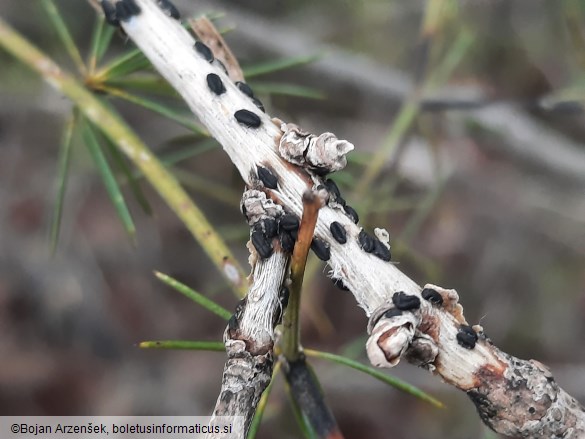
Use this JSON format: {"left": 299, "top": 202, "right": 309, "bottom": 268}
{"left": 107, "top": 0, "right": 584, "bottom": 437}
{"left": 207, "top": 191, "right": 289, "bottom": 438}
{"left": 209, "top": 190, "right": 342, "bottom": 439}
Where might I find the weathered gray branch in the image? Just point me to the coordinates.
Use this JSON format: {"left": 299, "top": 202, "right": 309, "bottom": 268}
{"left": 207, "top": 192, "right": 290, "bottom": 438}
{"left": 366, "top": 284, "right": 585, "bottom": 437}
{"left": 116, "top": 1, "right": 585, "bottom": 437}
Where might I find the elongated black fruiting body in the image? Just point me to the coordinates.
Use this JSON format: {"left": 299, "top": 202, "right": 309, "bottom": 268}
{"left": 252, "top": 97, "right": 265, "bottom": 113}
{"left": 228, "top": 314, "right": 239, "bottom": 332}
{"left": 331, "top": 278, "right": 350, "bottom": 291}
{"left": 335, "top": 195, "right": 347, "bottom": 206}
{"left": 279, "top": 286, "right": 290, "bottom": 308}
{"left": 235, "top": 109, "right": 261, "bottom": 128}
{"left": 194, "top": 41, "right": 214, "bottom": 63}
{"left": 324, "top": 178, "right": 341, "bottom": 199}
{"left": 251, "top": 229, "right": 273, "bottom": 259}
{"left": 257, "top": 166, "right": 278, "bottom": 189}
{"left": 311, "top": 166, "right": 330, "bottom": 177}
{"left": 206, "top": 73, "right": 226, "bottom": 95}
{"left": 373, "top": 239, "right": 391, "bottom": 261}
{"left": 383, "top": 308, "right": 403, "bottom": 319}
{"left": 343, "top": 205, "right": 359, "bottom": 223}
{"left": 157, "top": 0, "right": 180, "bottom": 19}
{"left": 101, "top": 1, "right": 119, "bottom": 26}
{"left": 358, "top": 230, "right": 375, "bottom": 253}
{"left": 290, "top": 229, "right": 298, "bottom": 241}
{"left": 392, "top": 291, "right": 421, "bottom": 311}
{"left": 279, "top": 214, "right": 300, "bottom": 232}
{"left": 280, "top": 231, "right": 295, "bottom": 252}
{"left": 421, "top": 288, "right": 443, "bottom": 305}
{"left": 235, "top": 81, "right": 254, "bottom": 98}
{"left": 329, "top": 221, "right": 347, "bottom": 244}
{"left": 263, "top": 218, "right": 278, "bottom": 238}
{"left": 311, "top": 238, "right": 331, "bottom": 261}
{"left": 115, "top": 1, "right": 131, "bottom": 21}
{"left": 457, "top": 325, "right": 478, "bottom": 349}
{"left": 125, "top": 0, "right": 141, "bottom": 15}
{"left": 116, "top": 0, "right": 140, "bottom": 21}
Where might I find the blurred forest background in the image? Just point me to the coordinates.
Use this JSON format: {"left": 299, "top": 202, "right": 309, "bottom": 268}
{"left": 0, "top": 1, "right": 584, "bottom": 438}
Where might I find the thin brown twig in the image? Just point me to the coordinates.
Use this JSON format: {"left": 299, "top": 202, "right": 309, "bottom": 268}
{"left": 280, "top": 190, "right": 322, "bottom": 362}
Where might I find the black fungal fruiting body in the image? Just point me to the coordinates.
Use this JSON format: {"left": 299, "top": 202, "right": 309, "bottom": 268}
{"left": 280, "top": 231, "right": 295, "bottom": 252}
{"left": 157, "top": 0, "right": 180, "bottom": 19}
{"left": 421, "top": 288, "right": 443, "bottom": 305}
{"left": 235, "top": 81, "right": 254, "bottom": 98}
{"left": 343, "top": 205, "right": 359, "bottom": 223}
{"left": 279, "top": 214, "right": 300, "bottom": 232}
{"left": 323, "top": 179, "right": 347, "bottom": 205}
{"left": 228, "top": 298, "right": 246, "bottom": 333}
{"left": 234, "top": 109, "right": 261, "bottom": 128}
{"left": 206, "top": 73, "right": 226, "bottom": 96}
{"left": 329, "top": 222, "right": 347, "bottom": 244}
{"left": 392, "top": 291, "right": 421, "bottom": 311}
{"left": 263, "top": 218, "right": 278, "bottom": 238}
{"left": 383, "top": 308, "right": 403, "bottom": 319}
{"left": 324, "top": 178, "right": 341, "bottom": 199}
{"left": 251, "top": 228, "right": 273, "bottom": 259}
{"left": 228, "top": 314, "right": 239, "bottom": 332}
{"left": 279, "top": 287, "right": 290, "bottom": 309}
{"left": 101, "top": 1, "right": 119, "bottom": 26}
{"left": 331, "top": 278, "right": 350, "bottom": 291}
{"left": 311, "top": 166, "right": 331, "bottom": 177}
{"left": 252, "top": 97, "right": 265, "bottom": 113}
{"left": 373, "top": 239, "right": 391, "bottom": 261}
{"left": 257, "top": 166, "right": 278, "bottom": 189}
{"left": 194, "top": 41, "right": 214, "bottom": 63}
{"left": 456, "top": 325, "right": 478, "bottom": 349}
{"left": 358, "top": 230, "right": 375, "bottom": 253}
{"left": 279, "top": 214, "right": 299, "bottom": 253}
{"left": 273, "top": 287, "right": 289, "bottom": 326}
{"left": 115, "top": 0, "right": 141, "bottom": 21}
{"left": 311, "top": 238, "right": 331, "bottom": 261}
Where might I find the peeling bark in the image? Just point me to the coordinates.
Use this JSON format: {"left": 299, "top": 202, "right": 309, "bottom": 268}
{"left": 366, "top": 284, "right": 585, "bottom": 438}
{"left": 207, "top": 193, "right": 290, "bottom": 439}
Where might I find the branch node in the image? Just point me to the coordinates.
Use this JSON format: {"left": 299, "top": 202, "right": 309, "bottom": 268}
{"left": 278, "top": 122, "right": 354, "bottom": 174}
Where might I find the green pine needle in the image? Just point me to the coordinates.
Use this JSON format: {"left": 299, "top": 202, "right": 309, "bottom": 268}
{"left": 102, "top": 135, "right": 153, "bottom": 216}
{"left": 243, "top": 53, "right": 323, "bottom": 78}
{"left": 105, "top": 75, "right": 178, "bottom": 97}
{"left": 158, "top": 138, "right": 218, "bottom": 167}
{"left": 138, "top": 340, "right": 225, "bottom": 351}
{"left": 154, "top": 271, "right": 232, "bottom": 320}
{"left": 49, "top": 110, "right": 77, "bottom": 254}
{"left": 100, "top": 86, "right": 207, "bottom": 135}
{"left": 40, "top": 0, "right": 86, "bottom": 75}
{"left": 304, "top": 349, "right": 444, "bottom": 409}
{"left": 82, "top": 119, "right": 137, "bottom": 243}
{"left": 250, "top": 82, "right": 325, "bottom": 100}
{"left": 246, "top": 362, "right": 281, "bottom": 439}
{"left": 94, "top": 49, "right": 152, "bottom": 81}
{"left": 87, "top": 14, "right": 115, "bottom": 73}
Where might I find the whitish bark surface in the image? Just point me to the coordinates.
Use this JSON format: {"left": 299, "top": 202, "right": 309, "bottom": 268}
{"left": 207, "top": 192, "right": 290, "bottom": 439}
{"left": 117, "top": 1, "right": 585, "bottom": 437}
